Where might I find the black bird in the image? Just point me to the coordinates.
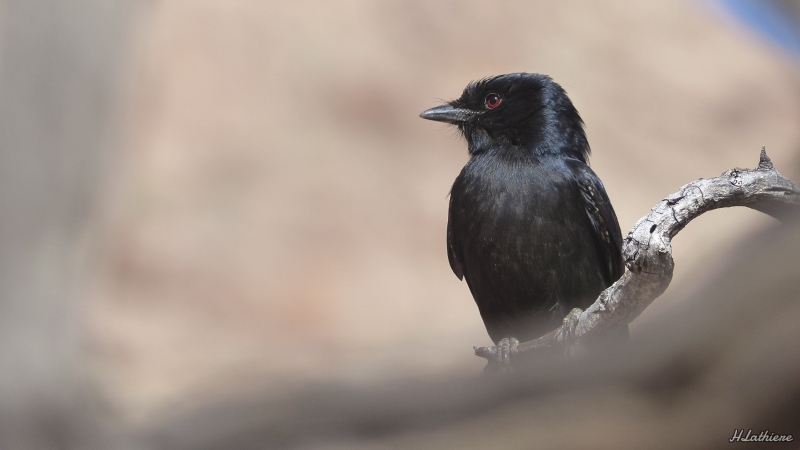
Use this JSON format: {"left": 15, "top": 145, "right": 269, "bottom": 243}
{"left": 420, "top": 73, "right": 623, "bottom": 348}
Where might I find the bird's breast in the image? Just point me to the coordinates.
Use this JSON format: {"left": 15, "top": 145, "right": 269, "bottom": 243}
{"left": 454, "top": 157, "right": 571, "bottom": 225}
{"left": 450, "top": 155, "right": 592, "bottom": 276}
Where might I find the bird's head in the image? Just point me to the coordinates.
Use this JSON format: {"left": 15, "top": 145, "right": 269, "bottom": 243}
{"left": 420, "top": 73, "right": 589, "bottom": 161}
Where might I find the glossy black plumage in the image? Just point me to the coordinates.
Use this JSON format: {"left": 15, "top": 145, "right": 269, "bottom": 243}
{"left": 421, "top": 73, "right": 623, "bottom": 344}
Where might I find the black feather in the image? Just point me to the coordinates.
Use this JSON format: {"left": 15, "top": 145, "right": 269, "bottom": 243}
{"left": 423, "top": 73, "right": 623, "bottom": 343}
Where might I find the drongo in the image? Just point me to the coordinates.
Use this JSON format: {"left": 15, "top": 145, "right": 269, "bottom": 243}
{"left": 420, "top": 73, "right": 624, "bottom": 347}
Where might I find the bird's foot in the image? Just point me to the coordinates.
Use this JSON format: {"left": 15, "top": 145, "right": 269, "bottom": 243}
{"left": 475, "top": 337, "right": 519, "bottom": 374}
{"left": 556, "top": 308, "right": 584, "bottom": 358}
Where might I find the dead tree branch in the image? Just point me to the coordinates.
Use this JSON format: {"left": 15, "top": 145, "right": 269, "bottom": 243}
{"left": 475, "top": 148, "right": 800, "bottom": 363}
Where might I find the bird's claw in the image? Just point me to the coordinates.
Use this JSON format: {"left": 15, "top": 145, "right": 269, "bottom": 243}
{"left": 497, "top": 336, "right": 520, "bottom": 361}
{"left": 482, "top": 337, "right": 519, "bottom": 373}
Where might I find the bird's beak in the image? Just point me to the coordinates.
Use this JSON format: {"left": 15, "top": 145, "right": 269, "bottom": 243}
{"left": 419, "top": 104, "right": 473, "bottom": 124}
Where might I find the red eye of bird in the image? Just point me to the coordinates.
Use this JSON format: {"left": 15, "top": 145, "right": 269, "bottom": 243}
{"left": 485, "top": 93, "right": 501, "bottom": 109}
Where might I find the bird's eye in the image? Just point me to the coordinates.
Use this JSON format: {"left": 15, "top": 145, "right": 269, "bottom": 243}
{"left": 485, "top": 93, "right": 501, "bottom": 109}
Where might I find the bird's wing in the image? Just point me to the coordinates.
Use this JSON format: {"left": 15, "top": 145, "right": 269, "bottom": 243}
{"left": 566, "top": 159, "right": 624, "bottom": 285}
{"left": 447, "top": 193, "right": 465, "bottom": 280}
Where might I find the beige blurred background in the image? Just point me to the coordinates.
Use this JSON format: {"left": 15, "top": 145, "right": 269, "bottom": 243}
{"left": 5, "top": 0, "right": 800, "bottom": 433}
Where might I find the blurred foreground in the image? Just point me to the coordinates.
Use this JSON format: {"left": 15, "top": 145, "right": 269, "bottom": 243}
{"left": 0, "top": 0, "right": 799, "bottom": 448}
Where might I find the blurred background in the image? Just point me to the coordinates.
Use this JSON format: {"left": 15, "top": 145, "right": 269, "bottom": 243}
{"left": 2, "top": 0, "right": 800, "bottom": 447}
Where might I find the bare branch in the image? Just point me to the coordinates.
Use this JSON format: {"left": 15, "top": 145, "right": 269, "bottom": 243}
{"left": 476, "top": 148, "right": 800, "bottom": 362}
